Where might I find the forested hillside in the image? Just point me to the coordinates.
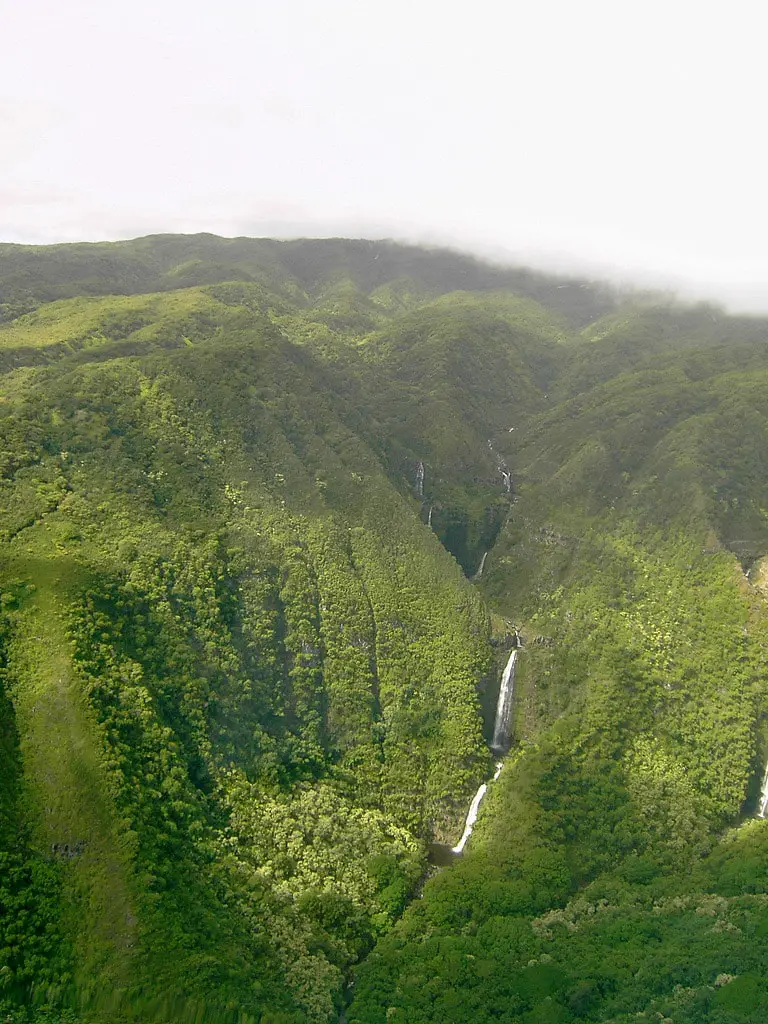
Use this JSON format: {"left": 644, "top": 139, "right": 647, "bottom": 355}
{"left": 1, "top": 235, "right": 767, "bottom": 1023}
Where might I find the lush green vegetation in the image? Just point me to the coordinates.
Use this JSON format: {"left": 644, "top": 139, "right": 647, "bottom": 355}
{"left": 349, "top": 298, "right": 768, "bottom": 1024}
{"left": 1, "top": 234, "right": 768, "bottom": 1022}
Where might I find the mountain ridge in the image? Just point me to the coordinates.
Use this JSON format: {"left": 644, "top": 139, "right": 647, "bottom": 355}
{"left": 0, "top": 233, "right": 623, "bottom": 327}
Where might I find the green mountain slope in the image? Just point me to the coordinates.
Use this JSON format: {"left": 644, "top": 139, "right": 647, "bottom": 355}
{"left": 1, "top": 234, "right": 768, "bottom": 1024}
{"left": 349, "top": 292, "right": 768, "bottom": 1023}
{"left": 0, "top": 284, "right": 504, "bottom": 1021}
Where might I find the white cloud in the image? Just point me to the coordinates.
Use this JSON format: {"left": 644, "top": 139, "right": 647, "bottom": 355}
{"left": 2, "top": 0, "right": 768, "bottom": 309}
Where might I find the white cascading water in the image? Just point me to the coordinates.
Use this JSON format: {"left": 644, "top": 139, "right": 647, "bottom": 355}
{"left": 487, "top": 439, "right": 512, "bottom": 493}
{"left": 450, "top": 649, "right": 518, "bottom": 854}
{"left": 474, "top": 551, "right": 488, "bottom": 579}
{"left": 427, "top": 506, "right": 433, "bottom": 528}
{"left": 491, "top": 649, "right": 517, "bottom": 752}
{"left": 451, "top": 783, "right": 488, "bottom": 853}
{"left": 415, "top": 461, "right": 425, "bottom": 496}
{"left": 758, "top": 762, "right": 768, "bottom": 818}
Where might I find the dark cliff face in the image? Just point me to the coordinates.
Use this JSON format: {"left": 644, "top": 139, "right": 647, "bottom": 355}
{"left": 2, "top": 235, "right": 768, "bottom": 1024}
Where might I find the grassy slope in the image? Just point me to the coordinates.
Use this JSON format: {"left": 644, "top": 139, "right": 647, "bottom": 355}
{"left": 7, "top": 549, "right": 137, "bottom": 1002}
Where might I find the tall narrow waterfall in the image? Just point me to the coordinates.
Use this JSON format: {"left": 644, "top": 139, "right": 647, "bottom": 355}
{"left": 427, "top": 505, "right": 433, "bottom": 528}
{"left": 449, "top": 648, "right": 519, "bottom": 856}
{"left": 473, "top": 551, "right": 488, "bottom": 580}
{"left": 415, "top": 461, "right": 425, "bottom": 496}
{"left": 491, "top": 649, "right": 517, "bottom": 752}
{"left": 759, "top": 762, "right": 768, "bottom": 818}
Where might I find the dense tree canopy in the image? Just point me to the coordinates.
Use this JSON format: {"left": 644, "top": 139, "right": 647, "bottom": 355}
{"left": 0, "top": 235, "right": 767, "bottom": 1022}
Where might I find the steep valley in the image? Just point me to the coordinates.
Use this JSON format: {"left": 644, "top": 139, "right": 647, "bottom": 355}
{"left": 1, "top": 236, "right": 768, "bottom": 1023}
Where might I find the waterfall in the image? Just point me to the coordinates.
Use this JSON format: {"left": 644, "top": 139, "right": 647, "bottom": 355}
{"left": 449, "top": 649, "right": 518, "bottom": 856}
{"left": 451, "top": 783, "right": 488, "bottom": 854}
{"left": 450, "top": 761, "right": 505, "bottom": 855}
{"left": 491, "top": 649, "right": 517, "bottom": 752}
{"left": 415, "top": 461, "right": 425, "bottom": 497}
{"left": 486, "top": 439, "right": 513, "bottom": 494}
{"left": 427, "top": 505, "right": 433, "bottom": 528}
{"left": 473, "top": 551, "right": 488, "bottom": 580}
{"left": 758, "top": 762, "right": 768, "bottom": 818}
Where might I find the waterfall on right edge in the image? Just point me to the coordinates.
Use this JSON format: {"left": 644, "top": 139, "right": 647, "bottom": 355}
{"left": 491, "top": 649, "right": 517, "bottom": 753}
{"left": 758, "top": 761, "right": 768, "bottom": 818}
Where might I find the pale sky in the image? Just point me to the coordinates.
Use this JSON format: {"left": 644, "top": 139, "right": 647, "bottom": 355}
{"left": 3, "top": 0, "right": 768, "bottom": 308}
